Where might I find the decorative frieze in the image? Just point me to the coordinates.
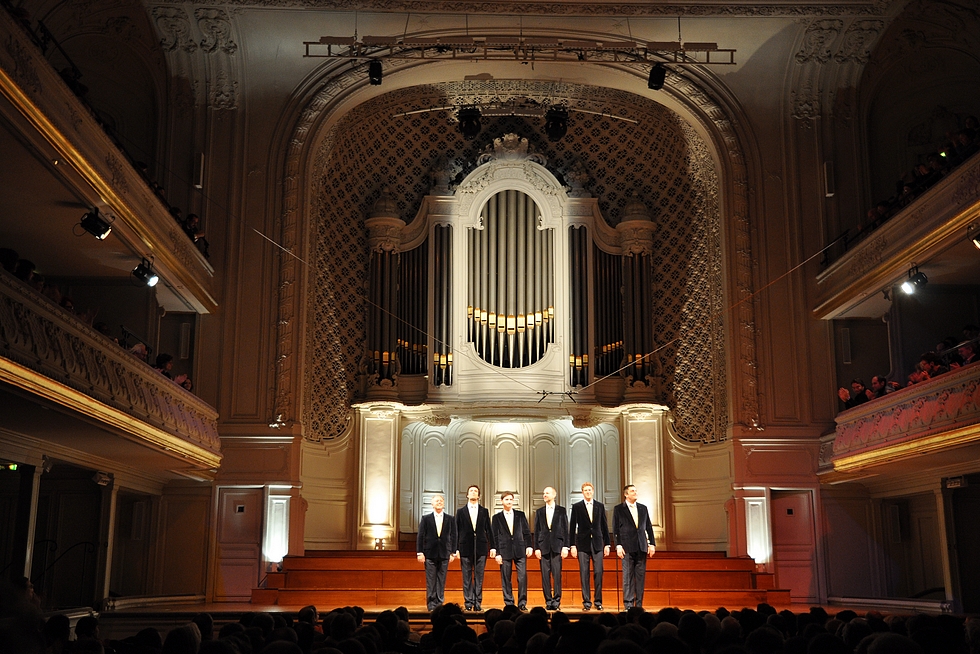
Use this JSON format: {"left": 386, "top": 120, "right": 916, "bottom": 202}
{"left": 831, "top": 363, "right": 980, "bottom": 471}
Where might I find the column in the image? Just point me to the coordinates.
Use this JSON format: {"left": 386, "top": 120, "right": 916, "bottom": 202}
{"left": 356, "top": 403, "right": 401, "bottom": 549}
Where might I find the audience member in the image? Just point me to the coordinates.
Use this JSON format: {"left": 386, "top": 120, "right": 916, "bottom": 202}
{"left": 837, "top": 379, "right": 870, "bottom": 409}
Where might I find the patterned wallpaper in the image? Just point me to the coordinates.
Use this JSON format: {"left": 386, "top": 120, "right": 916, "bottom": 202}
{"left": 304, "top": 80, "right": 728, "bottom": 443}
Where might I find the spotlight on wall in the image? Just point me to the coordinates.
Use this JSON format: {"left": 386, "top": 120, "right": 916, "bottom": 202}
{"left": 969, "top": 224, "right": 980, "bottom": 250}
{"left": 132, "top": 258, "right": 159, "bottom": 287}
{"left": 544, "top": 107, "right": 569, "bottom": 142}
{"left": 458, "top": 106, "right": 482, "bottom": 140}
{"left": 900, "top": 265, "right": 928, "bottom": 294}
{"left": 368, "top": 60, "right": 383, "bottom": 85}
{"left": 92, "top": 471, "right": 112, "bottom": 486}
{"left": 648, "top": 64, "right": 667, "bottom": 90}
{"left": 78, "top": 209, "right": 112, "bottom": 240}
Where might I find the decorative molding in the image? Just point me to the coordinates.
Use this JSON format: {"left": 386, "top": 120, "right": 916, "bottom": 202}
{"left": 0, "top": 272, "right": 221, "bottom": 467}
{"left": 796, "top": 19, "right": 843, "bottom": 64}
{"left": 152, "top": 7, "right": 197, "bottom": 53}
{"left": 159, "top": 0, "right": 891, "bottom": 18}
{"left": 831, "top": 363, "right": 980, "bottom": 472}
{"left": 195, "top": 8, "right": 238, "bottom": 54}
{"left": 834, "top": 19, "right": 884, "bottom": 63}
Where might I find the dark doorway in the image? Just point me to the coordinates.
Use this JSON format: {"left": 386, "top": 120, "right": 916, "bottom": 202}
{"left": 31, "top": 464, "right": 103, "bottom": 609}
{"left": 950, "top": 474, "right": 980, "bottom": 613}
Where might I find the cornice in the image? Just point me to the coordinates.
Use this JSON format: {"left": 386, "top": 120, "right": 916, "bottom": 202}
{"left": 155, "top": 0, "right": 893, "bottom": 18}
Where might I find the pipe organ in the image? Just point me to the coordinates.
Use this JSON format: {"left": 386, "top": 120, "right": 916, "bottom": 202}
{"left": 467, "top": 190, "right": 554, "bottom": 369}
{"left": 360, "top": 134, "right": 661, "bottom": 405}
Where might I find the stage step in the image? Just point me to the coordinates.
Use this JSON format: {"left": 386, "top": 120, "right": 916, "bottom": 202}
{"left": 251, "top": 551, "right": 790, "bottom": 610}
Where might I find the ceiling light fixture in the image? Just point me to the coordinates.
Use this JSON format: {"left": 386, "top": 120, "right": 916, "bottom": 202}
{"left": 368, "top": 59, "right": 383, "bottom": 85}
{"left": 544, "top": 107, "right": 569, "bottom": 141}
{"left": 900, "top": 264, "right": 927, "bottom": 295}
{"left": 132, "top": 258, "right": 159, "bottom": 287}
{"left": 77, "top": 209, "right": 112, "bottom": 240}
{"left": 458, "top": 106, "right": 482, "bottom": 140}
{"left": 648, "top": 64, "right": 667, "bottom": 90}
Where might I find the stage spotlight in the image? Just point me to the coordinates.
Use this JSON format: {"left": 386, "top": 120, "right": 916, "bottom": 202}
{"left": 132, "top": 258, "right": 159, "bottom": 287}
{"left": 458, "top": 106, "right": 482, "bottom": 140}
{"left": 900, "top": 265, "right": 927, "bottom": 295}
{"left": 648, "top": 64, "right": 667, "bottom": 90}
{"left": 970, "top": 224, "right": 980, "bottom": 250}
{"left": 79, "top": 210, "right": 112, "bottom": 240}
{"left": 368, "top": 60, "right": 382, "bottom": 85}
{"left": 544, "top": 107, "right": 569, "bottom": 142}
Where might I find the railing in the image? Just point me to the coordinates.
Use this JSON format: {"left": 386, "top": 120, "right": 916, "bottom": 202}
{"left": 823, "top": 362, "right": 980, "bottom": 473}
{"left": 0, "top": 271, "right": 221, "bottom": 469}
{"left": 813, "top": 153, "right": 980, "bottom": 320}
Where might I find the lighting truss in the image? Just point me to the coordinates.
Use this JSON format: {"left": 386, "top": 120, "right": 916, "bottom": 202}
{"left": 304, "top": 36, "right": 735, "bottom": 66}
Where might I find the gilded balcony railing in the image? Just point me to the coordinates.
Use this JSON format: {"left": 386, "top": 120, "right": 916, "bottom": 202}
{"left": 0, "top": 271, "right": 220, "bottom": 471}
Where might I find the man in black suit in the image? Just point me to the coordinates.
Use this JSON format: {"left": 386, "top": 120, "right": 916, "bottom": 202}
{"left": 490, "top": 490, "right": 533, "bottom": 610}
{"left": 613, "top": 484, "right": 656, "bottom": 609}
{"left": 455, "top": 484, "right": 494, "bottom": 611}
{"left": 533, "top": 485, "right": 569, "bottom": 610}
{"left": 568, "top": 482, "right": 611, "bottom": 610}
{"left": 416, "top": 494, "right": 457, "bottom": 611}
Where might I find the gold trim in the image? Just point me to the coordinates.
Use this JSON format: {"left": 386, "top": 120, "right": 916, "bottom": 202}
{"left": 832, "top": 423, "right": 980, "bottom": 473}
{"left": 0, "top": 357, "right": 222, "bottom": 470}
{"left": 0, "top": 62, "right": 217, "bottom": 313}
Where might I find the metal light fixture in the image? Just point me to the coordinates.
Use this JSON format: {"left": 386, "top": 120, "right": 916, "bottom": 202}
{"left": 648, "top": 64, "right": 667, "bottom": 90}
{"left": 969, "top": 224, "right": 980, "bottom": 251}
{"left": 544, "top": 106, "right": 569, "bottom": 141}
{"left": 368, "top": 59, "right": 382, "bottom": 85}
{"left": 458, "top": 106, "right": 482, "bottom": 140}
{"left": 78, "top": 209, "right": 112, "bottom": 240}
{"left": 900, "top": 264, "right": 928, "bottom": 294}
{"left": 132, "top": 258, "right": 159, "bottom": 287}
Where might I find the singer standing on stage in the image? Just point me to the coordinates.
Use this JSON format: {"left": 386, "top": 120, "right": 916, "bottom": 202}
{"left": 613, "top": 484, "right": 656, "bottom": 609}
{"left": 533, "top": 486, "right": 569, "bottom": 610}
{"left": 416, "top": 495, "right": 457, "bottom": 611}
{"left": 491, "top": 490, "right": 533, "bottom": 610}
{"left": 568, "top": 482, "right": 611, "bottom": 611}
{"left": 455, "top": 484, "right": 494, "bottom": 611}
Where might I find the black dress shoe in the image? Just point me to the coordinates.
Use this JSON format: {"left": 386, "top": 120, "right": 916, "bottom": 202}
{"left": 475, "top": 604, "right": 482, "bottom": 611}
{"left": 583, "top": 605, "right": 591, "bottom": 611}
{"left": 518, "top": 605, "right": 527, "bottom": 611}
{"left": 595, "top": 603, "right": 603, "bottom": 611}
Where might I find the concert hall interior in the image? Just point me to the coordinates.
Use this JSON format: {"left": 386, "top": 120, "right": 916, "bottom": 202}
{"left": 2, "top": 0, "right": 980, "bottom": 631}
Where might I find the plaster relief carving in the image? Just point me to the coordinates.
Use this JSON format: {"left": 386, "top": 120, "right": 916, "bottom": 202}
{"left": 208, "top": 68, "right": 238, "bottom": 110}
{"left": 796, "top": 19, "right": 843, "bottom": 64}
{"left": 195, "top": 8, "right": 238, "bottom": 54}
{"left": 846, "top": 234, "right": 887, "bottom": 278}
{"left": 152, "top": 7, "right": 197, "bottom": 53}
{"left": 834, "top": 20, "right": 883, "bottom": 63}
{"left": 4, "top": 35, "right": 41, "bottom": 94}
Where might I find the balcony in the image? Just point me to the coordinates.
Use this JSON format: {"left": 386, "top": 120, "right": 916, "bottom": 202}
{"left": 820, "top": 362, "right": 980, "bottom": 479}
{"left": 0, "top": 271, "right": 220, "bottom": 476}
{"left": 0, "top": 8, "right": 215, "bottom": 313}
{"left": 814, "top": 153, "right": 980, "bottom": 320}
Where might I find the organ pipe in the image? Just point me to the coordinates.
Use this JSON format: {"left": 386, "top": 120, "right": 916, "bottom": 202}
{"left": 432, "top": 224, "right": 453, "bottom": 386}
{"left": 468, "top": 190, "right": 553, "bottom": 368}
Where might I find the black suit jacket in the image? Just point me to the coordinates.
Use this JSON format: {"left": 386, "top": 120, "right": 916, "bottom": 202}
{"left": 417, "top": 511, "right": 457, "bottom": 560}
{"left": 568, "top": 500, "right": 610, "bottom": 552}
{"left": 533, "top": 504, "right": 569, "bottom": 554}
{"left": 613, "top": 502, "right": 656, "bottom": 553}
{"left": 455, "top": 504, "right": 495, "bottom": 558}
{"left": 491, "top": 510, "right": 532, "bottom": 560}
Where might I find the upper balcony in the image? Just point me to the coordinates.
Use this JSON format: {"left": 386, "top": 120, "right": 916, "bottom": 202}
{"left": 0, "top": 7, "right": 215, "bottom": 314}
{"left": 814, "top": 152, "right": 980, "bottom": 321}
{"left": 0, "top": 269, "right": 220, "bottom": 478}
